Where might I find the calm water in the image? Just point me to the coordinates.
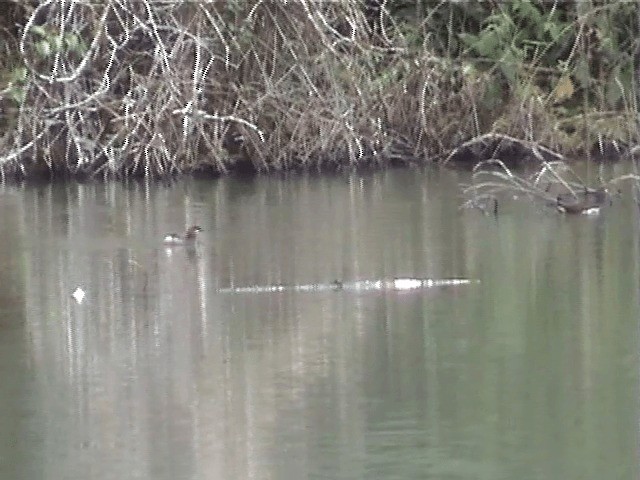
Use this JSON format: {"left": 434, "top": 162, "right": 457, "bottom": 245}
{"left": 0, "top": 167, "right": 638, "bottom": 479}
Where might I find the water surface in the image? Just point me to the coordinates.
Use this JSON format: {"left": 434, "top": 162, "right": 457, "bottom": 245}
{"left": 0, "top": 167, "right": 637, "bottom": 479}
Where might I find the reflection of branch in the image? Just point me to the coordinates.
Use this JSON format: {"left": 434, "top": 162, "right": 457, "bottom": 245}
{"left": 464, "top": 158, "right": 554, "bottom": 201}
{"left": 462, "top": 157, "right": 638, "bottom": 214}
{"left": 450, "top": 134, "right": 600, "bottom": 213}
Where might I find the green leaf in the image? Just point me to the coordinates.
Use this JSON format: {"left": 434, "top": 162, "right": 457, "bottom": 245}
{"left": 10, "top": 67, "right": 27, "bottom": 83}
{"left": 475, "top": 28, "right": 500, "bottom": 58}
{"left": 514, "top": 1, "right": 541, "bottom": 24}
{"left": 573, "top": 57, "right": 591, "bottom": 88}
{"left": 499, "top": 48, "right": 518, "bottom": 84}
{"left": 8, "top": 86, "right": 25, "bottom": 103}
{"left": 31, "top": 25, "right": 47, "bottom": 38}
{"left": 53, "top": 36, "right": 63, "bottom": 51}
{"left": 459, "top": 33, "right": 479, "bottom": 49}
{"left": 35, "top": 40, "right": 51, "bottom": 57}
{"left": 65, "top": 34, "right": 80, "bottom": 52}
{"left": 606, "top": 73, "right": 622, "bottom": 108}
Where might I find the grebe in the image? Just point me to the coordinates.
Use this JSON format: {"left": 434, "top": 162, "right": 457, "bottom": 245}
{"left": 163, "top": 225, "right": 203, "bottom": 245}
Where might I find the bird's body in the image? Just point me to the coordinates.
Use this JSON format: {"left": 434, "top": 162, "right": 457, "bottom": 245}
{"left": 556, "top": 188, "right": 609, "bottom": 215}
{"left": 163, "top": 225, "right": 202, "bottom": 245}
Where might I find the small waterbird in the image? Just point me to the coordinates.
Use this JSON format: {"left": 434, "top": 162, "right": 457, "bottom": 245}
{"left": 556, "top": 188, "right": 609, "bottom": 215}
{"left": 163, "top": 225, "right": 202, "bottom": 245}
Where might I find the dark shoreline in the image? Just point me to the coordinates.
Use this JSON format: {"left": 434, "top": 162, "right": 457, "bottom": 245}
{"left": 1, "top": 2, "right": 638, "bottom": 182}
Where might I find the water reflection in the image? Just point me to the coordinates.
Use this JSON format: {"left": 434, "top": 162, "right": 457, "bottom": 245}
{"left": 0, "top": 169, "right": 637, "bottom": 479}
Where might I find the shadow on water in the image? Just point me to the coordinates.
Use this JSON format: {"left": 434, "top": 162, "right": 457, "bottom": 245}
{"left": 0, "top": 166, "right": 638, "bottom": 479}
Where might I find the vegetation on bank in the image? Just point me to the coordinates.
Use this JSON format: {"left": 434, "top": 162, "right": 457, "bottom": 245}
{"left": 0, "top": 1, "right": 639, "bottom": 180}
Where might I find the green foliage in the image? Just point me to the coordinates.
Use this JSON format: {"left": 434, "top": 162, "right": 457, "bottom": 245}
{"left": 31, "top": 25, "right": 87, "bottom": 58}
{"left": 458, "top": 1, "right": 572, "bottom": 80}
{"left": 7, "top": 66, "right": 27, "bottom": 103}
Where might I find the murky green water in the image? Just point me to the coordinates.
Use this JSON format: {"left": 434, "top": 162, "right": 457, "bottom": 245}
{"left": 0, "top": 167, "right": 637, "bottom": 479}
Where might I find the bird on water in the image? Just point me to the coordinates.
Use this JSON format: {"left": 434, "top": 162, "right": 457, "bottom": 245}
{"left": 163, "top": 225, "right": 203, "bottom": 245}
{"left": 556, "top": 188, "right": 609, "bottom": 215}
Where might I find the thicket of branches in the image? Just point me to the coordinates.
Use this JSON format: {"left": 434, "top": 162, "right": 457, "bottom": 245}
{"left": 0, "top": 1, "right": 639, "bottom": 179}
